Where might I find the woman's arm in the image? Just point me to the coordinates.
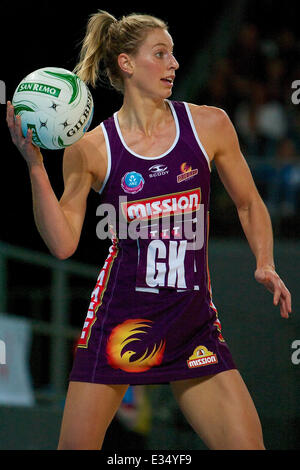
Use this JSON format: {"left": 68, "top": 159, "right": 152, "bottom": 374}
{"left": 30, "top": 145, "right": 93, "bottom": 259}
{"left": 204, "top": 107, "right": 291, "bottom": 318}
{"left": 6, "top": 101, "right": 93, "bottom": 260}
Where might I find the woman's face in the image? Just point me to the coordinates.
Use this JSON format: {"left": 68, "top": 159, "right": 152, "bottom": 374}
{"left": 123, "top": 28, "right": 179, "bottom": 99}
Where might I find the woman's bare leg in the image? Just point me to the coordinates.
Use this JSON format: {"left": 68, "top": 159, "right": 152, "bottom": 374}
{"left": 171, "top": 369, "right": 265, "bottom": 450}
{"left": 58, "top": 381, "right": 129, "bottom": 450}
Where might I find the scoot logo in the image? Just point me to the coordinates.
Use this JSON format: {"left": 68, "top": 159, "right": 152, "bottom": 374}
{"left": 0, "top": 340, "right": 6, "bottom": 365}
{"left": 0, "top": 80, "right": 6, "bottom": 104}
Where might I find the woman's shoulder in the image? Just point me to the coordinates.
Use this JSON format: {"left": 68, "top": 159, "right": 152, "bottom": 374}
{"left": 185, "top": 102, "right": 235, "bottom": 141}
{"left": 80, "top": 123, "right": 106, "bottom": 150}
{"left": 185, "top": 102, "right": 229, "bottom": 125}
{"left": 182, "top": 103, "right": 236, "bottom": 161}
{"left": 66, "top": 123, "right": 106, "bottom": 159}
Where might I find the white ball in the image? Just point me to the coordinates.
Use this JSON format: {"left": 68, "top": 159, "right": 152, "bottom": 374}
{"left": 12, "top": 67, "right": 94, "bottom": 150}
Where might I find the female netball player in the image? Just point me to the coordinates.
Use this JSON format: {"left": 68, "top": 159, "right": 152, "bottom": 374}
{"left": 6, "top": 11, "right": 291, "bottom": 450}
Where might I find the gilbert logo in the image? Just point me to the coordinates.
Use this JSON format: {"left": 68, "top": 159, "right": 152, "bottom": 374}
{"left": 187, "top": 345, "right": 218, "bottom": 369}
{"left": 177, "top": 163, "right": 198, "bottom": 183}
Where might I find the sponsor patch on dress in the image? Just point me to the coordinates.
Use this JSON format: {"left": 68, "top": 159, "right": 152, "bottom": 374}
{"left": 187, "top": 345, "right": 218, "bottom": 368}
{"left": 177, "top": 163, "right": 198, "bottom": 183}
{"left": 121, "top": 171, "right": 145, "bottom": 194}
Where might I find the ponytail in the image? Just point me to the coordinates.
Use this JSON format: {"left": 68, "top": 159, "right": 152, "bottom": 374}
{"left": 74, "top": 10, "right": 168, "bottom": 92}
{"left": 73, "top": 10, "right": 116, "bottom": 88}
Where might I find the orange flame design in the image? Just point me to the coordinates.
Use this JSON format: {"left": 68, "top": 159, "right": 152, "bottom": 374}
{"left": 106, "top": 319, "right": 166, "bottom": 373}
{"left": 180, "top": 162, "right": 192, "bottom": 173}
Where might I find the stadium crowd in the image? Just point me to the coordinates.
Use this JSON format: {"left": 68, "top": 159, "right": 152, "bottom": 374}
{"left": 198, "top": 23, "right": 300, "bottom": 225}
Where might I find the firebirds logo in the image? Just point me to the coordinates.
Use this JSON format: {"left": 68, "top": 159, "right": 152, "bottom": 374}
{"left": 177, "top": 163, "right": 198, "bottom": 183}
{"left": 121, "top": 188, "right": 201, "bottom": 222}
{"left": 106, "top": 319, "right": 166, "bottom": 373}
{"left": 187, "top": 345, "right": 218, "bottom": 369}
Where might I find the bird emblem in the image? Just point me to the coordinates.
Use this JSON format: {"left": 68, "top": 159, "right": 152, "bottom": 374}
{"left": 106, "top": 319, "right": 166, "bottom": 373}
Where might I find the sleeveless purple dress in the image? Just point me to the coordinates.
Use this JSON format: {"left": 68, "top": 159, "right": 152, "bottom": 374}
{"left": 70, "top": 100, "right": 236, "bottom": 385}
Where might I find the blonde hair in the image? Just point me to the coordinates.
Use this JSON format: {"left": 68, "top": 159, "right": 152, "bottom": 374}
{"left": 73, "top": 10, "right": 168, "bottom": 93}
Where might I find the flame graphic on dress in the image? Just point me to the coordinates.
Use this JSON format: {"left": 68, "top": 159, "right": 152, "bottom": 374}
{"left": 180, "top": 162, "right": 192, "bottom": 173}
{"left": 106, "top": 319, "right": 166, "bottom": 373}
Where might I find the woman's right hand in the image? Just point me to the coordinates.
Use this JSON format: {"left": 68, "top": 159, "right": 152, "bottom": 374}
{"left": 6, "top": 101, "right": 44, "bottom": 167}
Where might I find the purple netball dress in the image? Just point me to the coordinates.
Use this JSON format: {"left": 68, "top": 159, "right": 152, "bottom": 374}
{"left": 70, "top": 100, "right": 237, "bottom": 385}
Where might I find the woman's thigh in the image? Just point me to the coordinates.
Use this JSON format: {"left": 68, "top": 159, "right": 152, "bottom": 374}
{"left": 58, "top": 381, "right": 129, "bottom": 450}
{"left": 170, "top": 369, "right": 265, "bottom": 450}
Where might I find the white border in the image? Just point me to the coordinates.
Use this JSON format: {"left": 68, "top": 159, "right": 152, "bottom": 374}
{"left": 183, "top": 102, "right": 211, "bottom": 172}
{"left": 113, "top": 100, "right": 180, "bottom": 160}
{"left": 136, "top": 286, "right": 200, "bottom": 293}
{"left": 99, "top": 122, "right": 112, "bottom": 195}
{"left": 135, "top": 287, "right": 160, "bottom": 294}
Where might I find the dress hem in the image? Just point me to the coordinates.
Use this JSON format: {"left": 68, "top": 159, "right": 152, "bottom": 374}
{"left": 69, "top": 365, "right": 237, "bottom": 386}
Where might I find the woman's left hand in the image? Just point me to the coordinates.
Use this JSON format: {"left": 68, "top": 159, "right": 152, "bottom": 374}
{"left": 254, "top": 266, "right": 292, "bottom": 319}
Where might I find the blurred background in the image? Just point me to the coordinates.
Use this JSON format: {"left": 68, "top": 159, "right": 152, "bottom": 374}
{"left": 0, "top": 0, "right": 299, "bottom": 450}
